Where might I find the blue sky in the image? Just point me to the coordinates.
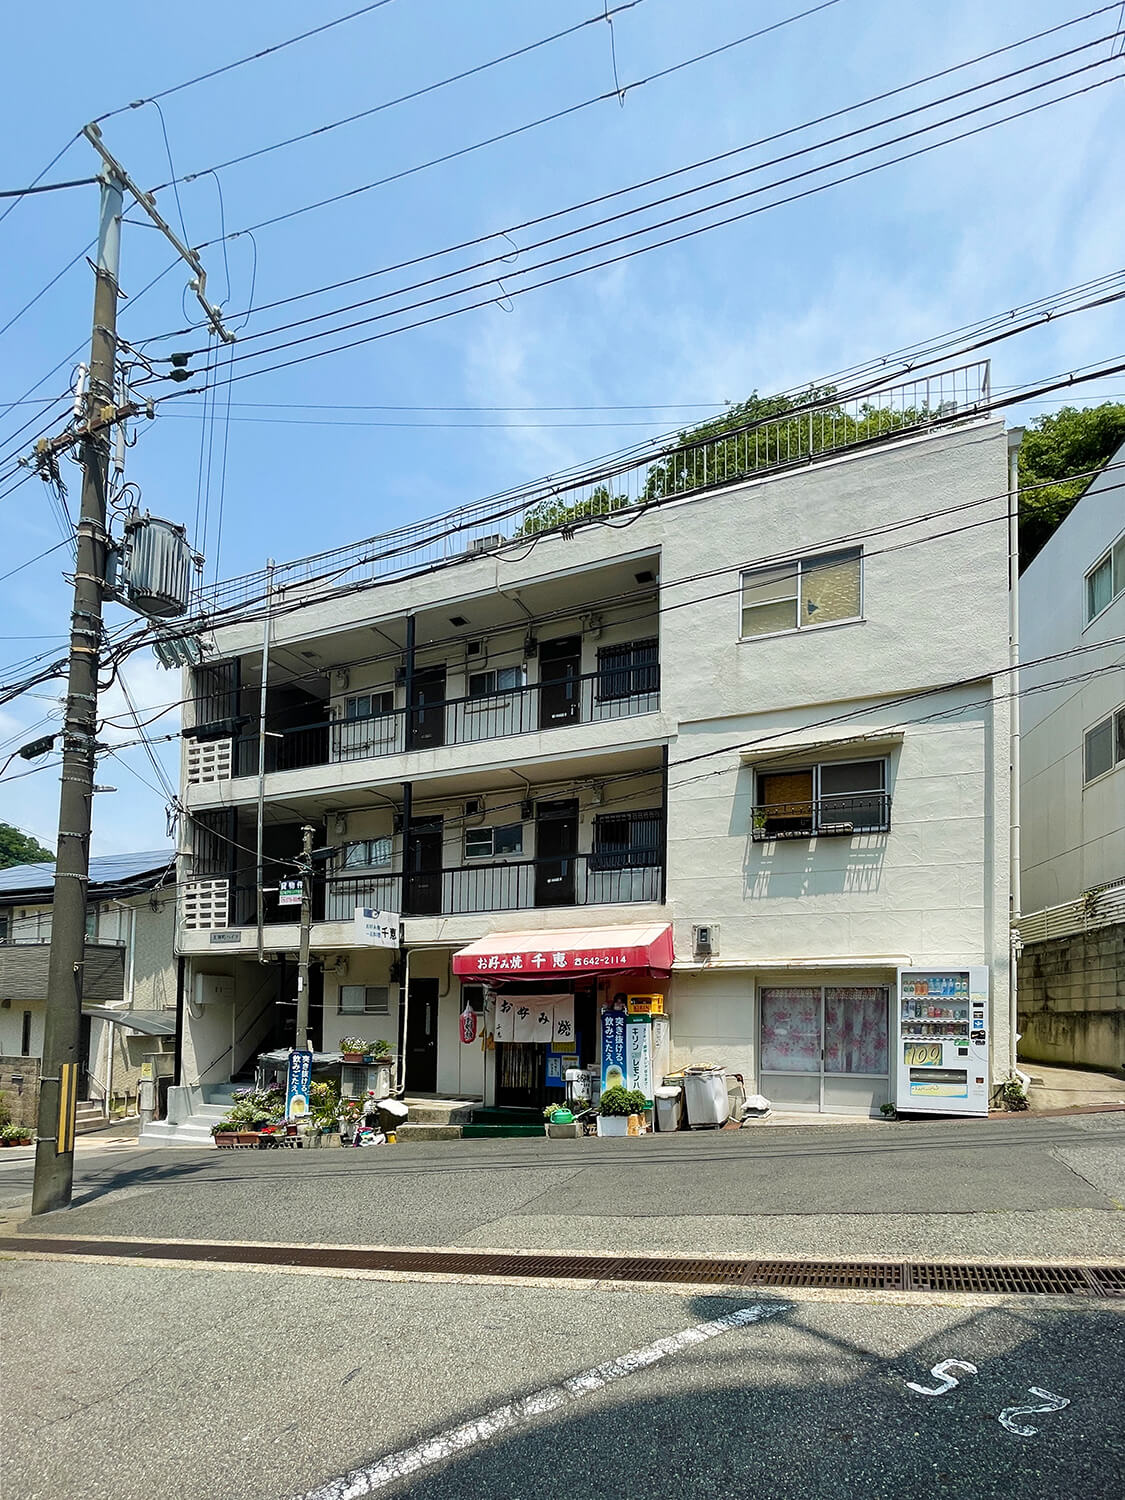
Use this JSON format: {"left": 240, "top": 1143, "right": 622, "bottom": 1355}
{"left": 1, "top": 0, "right": 1122, "bottom": 854}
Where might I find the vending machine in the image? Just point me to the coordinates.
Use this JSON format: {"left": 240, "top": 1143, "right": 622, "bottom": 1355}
{"left": 894, "top": 967, "right": 990, "bottom": 1117}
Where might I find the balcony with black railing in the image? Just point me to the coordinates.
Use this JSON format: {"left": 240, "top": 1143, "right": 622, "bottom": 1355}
{"left": 750, "top": 793, "right": 892, "bottom": 841}
{"left": 231, "top": 663, "right": 661, "bottom": 778}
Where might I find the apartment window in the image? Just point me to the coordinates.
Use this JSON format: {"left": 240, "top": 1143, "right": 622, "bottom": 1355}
{"left": 84, "top": 907, "right": 97, "bottom": 941}
{"left": 341, "top": 838, "right": 392, "bottom": 869}
{"left": 461, "top": 982, "right": 487, "bottom": 1014}
{"left": 465, "top": 823, "right": 523, "bottom": 859}
{"left": 741, "top": 548, "right": 862, "bottom": 638}
{"left": 345, "top": 691, "right": 394, "bottom": 720}
{"left": 591, "top": 809, "right": 663, "bottom": 869}
{"left": 21, "top": 1010, "right": 32, "bottom": 1056}
{"left": 338, "top": 984, "right": 390, "bottom": 1015}
{"left": 1084, "top": 707, "right": 1125, "bottom": 784}
{"left": 468, "top": 666, "right": 525, "bottom": 698}
{"left": 1085, "top": 536, "right": 1125, "bottom": 623}
{"left": 596, "top": 638, "right": 658, "bottom": 701}
{"left": 754, "top": 758, "right": 889, "bottom": 839}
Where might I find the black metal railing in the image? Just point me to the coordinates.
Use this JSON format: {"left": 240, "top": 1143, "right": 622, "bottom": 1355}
{"left": 234, "top": 665, "right": 660, "bottom": 775}
{"left": 316, "top": 853, "right": 663, "bottom": 921}
{"left": 751, "top": 793, "right": 892, "bottom": 841}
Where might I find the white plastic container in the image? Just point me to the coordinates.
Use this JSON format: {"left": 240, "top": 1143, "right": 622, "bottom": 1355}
{"left": 682, "top": 1068, "right": 728, "bottom": 1129}
{"left": 654, "top": 1085, "right": 683, "bottom": 1132}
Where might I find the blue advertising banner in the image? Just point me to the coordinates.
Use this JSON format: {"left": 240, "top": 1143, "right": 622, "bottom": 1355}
{"left": 601, "top": 1006, "right": 627, "bottom": 1093}
{"left": 286, "top": 1048, "right": 314, "bottom": 1120}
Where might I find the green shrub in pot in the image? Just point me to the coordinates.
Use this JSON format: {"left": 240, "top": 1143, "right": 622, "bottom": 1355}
{"left": 597, "top": 1086, "right": 648, "bottom": 1117}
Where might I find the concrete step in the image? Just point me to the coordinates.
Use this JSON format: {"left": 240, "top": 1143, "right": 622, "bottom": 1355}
{"left": 394, "top": 1123, "right": 463, "bottom": 1142}
{"left": 401, "top": 1103, "right": 475, "bottom": 1126}
{"left": 139, "top": 1120, "right": 216, "bottom": 1148}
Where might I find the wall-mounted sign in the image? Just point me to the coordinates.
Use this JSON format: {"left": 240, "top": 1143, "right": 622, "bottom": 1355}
{"left": 278, "top": 879, "right": 303, "bottom": 907}
{"left": 354, "top": 907, "right": 402, "bottom": 948}
{"left": 208, "top": 930, "right": 242, "bottom": 945}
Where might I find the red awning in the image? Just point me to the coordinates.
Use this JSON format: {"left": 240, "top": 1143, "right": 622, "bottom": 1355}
{"left": 452, "top": 923, "right": 673, "bottom": 979}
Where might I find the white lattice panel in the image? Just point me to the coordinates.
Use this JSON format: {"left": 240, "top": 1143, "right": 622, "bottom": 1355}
{"left": 181, "top": 878, "right": 230, "bottom": 930}
{"left": 1017, "top": 879, "right": 1125, "bottom": 946}
{"left": 186, "top": 737, "right": 233, "bottom": 785}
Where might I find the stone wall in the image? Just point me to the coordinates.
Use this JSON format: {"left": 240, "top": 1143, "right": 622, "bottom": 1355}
{"left": 1017, "top": 923, "right": 1125, "bottom": 1072}
{"left": 0, "top": 1056, "right": 41, "bottom": 1128}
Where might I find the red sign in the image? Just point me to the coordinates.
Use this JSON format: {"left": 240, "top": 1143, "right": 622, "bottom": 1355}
{"left": 459, "top": 1006, "right": 478, "bottom": 1044}
{"left": 452, "top": 925, "right": 673, "bottom": 978}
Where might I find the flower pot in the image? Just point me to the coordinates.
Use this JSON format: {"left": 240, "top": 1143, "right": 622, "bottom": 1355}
{"left": 213, "top": 1132, "right": 236, "bottom": 1148}
{"left": 546, "top": 1121, "right": 580, "bottom": 1139}
{"left": 342, "top": 1052, "right": 363, "bottom": 1063}
{"left": 596, "top": 1115, "right": 628, "bottom": 1137}
{"left": 236, "top": 1131, "right": 260, "bottom": 1145}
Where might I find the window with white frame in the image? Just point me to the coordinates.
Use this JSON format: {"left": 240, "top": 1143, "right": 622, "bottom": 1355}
{"left": 1084, "top": 706, "right": 1125, "bottom": 784}
{"left": 468, "top": 665, "right": 525, "bottom": 699}
{"left": 1086, "top": 535, "right": 1125, "bottom": 623}
{"left": 741, "top": 548, "right": 862, "bottom": 638}
{"left": 754, "top": 758, "right": 889, "bottom": 838}
{"left": 341, "top": 838, "right": 392, "bottom": 869}
{"left": 338, "top": 984, "right": 390, "bottom": 1015}
{"left": 465, "top": 822, "right": 524, "bottom": 859}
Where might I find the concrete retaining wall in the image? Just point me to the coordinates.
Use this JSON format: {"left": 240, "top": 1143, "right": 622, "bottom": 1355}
{"left": 1017, "top": 922, "right": 1125, "bottom": 1071}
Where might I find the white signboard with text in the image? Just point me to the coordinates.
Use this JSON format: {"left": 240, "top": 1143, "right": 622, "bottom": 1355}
{"left": 354, "top": 907, "right": 402, "bottom": 948}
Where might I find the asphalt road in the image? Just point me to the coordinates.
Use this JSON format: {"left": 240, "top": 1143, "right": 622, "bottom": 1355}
{"left": 2, "top": 1256, "right": 1122, "bottom": 1500}
{"left": 2, "top": 1112, "right": 1123, "bottom": 1260}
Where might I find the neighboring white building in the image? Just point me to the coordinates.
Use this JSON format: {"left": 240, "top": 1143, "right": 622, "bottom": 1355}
{"left": 172, "top": 363, "right": 1015, "bottom": 1119}
{"left": 0, "top": 850, "right": 177, "bottom": 1124}
{"left": 1018, "top": 439, "right": 1125, "bottom": 1069}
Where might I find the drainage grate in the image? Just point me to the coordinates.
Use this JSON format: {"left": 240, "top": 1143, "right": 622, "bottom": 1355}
{"left": 3, "top": 1237, "right": 1123, "bottom": 1297}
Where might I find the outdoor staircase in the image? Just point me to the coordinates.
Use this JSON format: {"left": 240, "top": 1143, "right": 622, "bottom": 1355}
{"left": 395, "top": 1099, "right": 544, "bottom": 1142}
{"left": 138, "top": 1083, "right": 240, "bottom": 1148}
{"left": 75, "top": 1100, "right": 109, "bottom": 1134}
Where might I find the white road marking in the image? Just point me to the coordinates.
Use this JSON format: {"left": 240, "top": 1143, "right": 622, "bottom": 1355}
{"left": 998, "top": 1387, "right": 1070, "bottom": 1436}
{"left": 906, "top": 1358, "right": 979, "bottom": 1396}
{"left": 294, "top": 1303, "right": 787, "bottom": 1500}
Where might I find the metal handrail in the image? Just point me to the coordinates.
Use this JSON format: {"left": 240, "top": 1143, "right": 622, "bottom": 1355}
{"left": 192, "top": 361, "right": 990, "bottom": 612}
{"left": 751, "top": 793, "right": 892, "bottom": 841}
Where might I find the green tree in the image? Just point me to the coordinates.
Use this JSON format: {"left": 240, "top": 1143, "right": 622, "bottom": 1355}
{"left": 515, "top": 483, "right": 628, "bottom": 537}
{"left": 0, "top": 823, "right": 54, "bottom": 869}
{"left": 1018, "top": 403, "right": 1125, "bottom": 571}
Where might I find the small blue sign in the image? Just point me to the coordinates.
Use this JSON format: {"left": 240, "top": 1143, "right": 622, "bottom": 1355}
{"left": 601, "top": 1006, "right": 627, "bottom": 1093}
{"left": 286, "top": 1048, "right": 314, "bottom": 1120}
{"left": 546, "top": 1054, "right": 566, "bottom": 1086}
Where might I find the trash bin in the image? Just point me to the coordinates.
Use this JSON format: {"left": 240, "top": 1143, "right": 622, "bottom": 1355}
{"left": 682, "top": 1067, "right": 728, "bottom": 1129}
{"left": 654, "top": 1085, "right": 683, "bottom": 1132}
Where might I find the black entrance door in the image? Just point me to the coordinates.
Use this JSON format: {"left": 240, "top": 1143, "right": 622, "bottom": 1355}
{"left": 405, "top": 815, "right": 443, "bottom": 915}
{"left": 538, "top": 636, "right": 582, "bottom": 729}
{"left": 535, "top": 798, "right": 578, "bottom": 907}
{"left": 408, "top": 666, "right": 446, "bottom": 749}
{"left": 406, "top": 977, "right": 439, "bottom": 1092}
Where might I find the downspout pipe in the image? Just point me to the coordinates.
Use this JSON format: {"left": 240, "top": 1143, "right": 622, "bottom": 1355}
{"left": 256, "top": 560, "right": 275, "bottom": 965}
{"left": 1007, "top": 428, "right": 1024, "bottom": 1079}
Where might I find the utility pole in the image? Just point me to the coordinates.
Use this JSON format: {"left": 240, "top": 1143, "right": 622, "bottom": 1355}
{"left": 32, "top": 167, "right": 124, "bottom": 1216}
{"left": 29, "top": 125, "right": 233, "bottom": 1216}
{"left": 295, "top": 824, "right": 316, "bottom": 1051}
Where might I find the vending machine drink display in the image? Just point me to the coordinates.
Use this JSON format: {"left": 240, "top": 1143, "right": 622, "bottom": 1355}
{"left": 894, "top": 967, "right": 990, "bottom": 1117}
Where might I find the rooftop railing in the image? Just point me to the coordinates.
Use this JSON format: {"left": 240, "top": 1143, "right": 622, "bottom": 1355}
{"left": 191, "top": 362, "right": 990, "bottom": 615}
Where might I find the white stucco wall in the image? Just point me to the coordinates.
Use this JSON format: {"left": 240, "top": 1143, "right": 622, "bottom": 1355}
{"left": 1020, "top": 441, "right": 1125, "bottom": 912}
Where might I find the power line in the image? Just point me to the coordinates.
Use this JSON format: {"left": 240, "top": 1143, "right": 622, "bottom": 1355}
{"left": 93, "top": 0, "right": 401, "bottom": 123}
{"left": 183, "top": 4, "right": 1124, "bottom": 311}
{"left": 157, "top": 0, "right": 653, "bottom": 189}
{"left": 0, "top": 136, "right": 79, "bottom": 226}
{"left": 0, "top": 177, "right": 99, "bottom": 200}
{"left": 0, "top": 239, "right": 96, "bottom": 344}
{"left": 178, "top": 67, "right": 1125, "bottom": 391}
{"left": 0, "top": 537, "right": 73, "bottom": 586}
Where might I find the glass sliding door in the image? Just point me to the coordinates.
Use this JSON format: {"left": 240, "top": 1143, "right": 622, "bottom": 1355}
{"left": 759, "top": 983, "right": 890, "bottom": 1115}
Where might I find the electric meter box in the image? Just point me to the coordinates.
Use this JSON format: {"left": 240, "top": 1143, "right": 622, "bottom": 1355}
{"left": 122, "top": 513, "right": 193, "bottom": 617}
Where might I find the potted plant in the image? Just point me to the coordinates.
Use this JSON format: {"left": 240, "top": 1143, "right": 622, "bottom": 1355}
{"left": 543, "top": 1101, "right": 579, "bottom": 1139}
{"left": 0, "top": 1123, "right": 33, "bottom": 1147}
{"left": 341, "top": 1037, "right": 367, "bottom": 1063}
{"left": 596, "top": 1086, "right": 648, "bottom": 1137}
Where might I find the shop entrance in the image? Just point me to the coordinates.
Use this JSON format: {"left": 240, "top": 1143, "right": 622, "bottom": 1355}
{"left": 758, "top": 984, "right": 890, "bottom": 1114}
{"left": 406, "top": 977, "right": 439, "bottom": 1092}
{"left": 494, "top": 985, "right": 596, "bottom": 1108}
{"left": 535, "top": 799, "right": 578, "bottom": 906}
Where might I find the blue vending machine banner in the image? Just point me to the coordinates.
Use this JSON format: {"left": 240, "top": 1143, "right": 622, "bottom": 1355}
{"left": 286, "top": 1049, "right": 314, "bottom": 1120}
{"left": 601, "top": 1006, "right": 627, "bottom": 1093}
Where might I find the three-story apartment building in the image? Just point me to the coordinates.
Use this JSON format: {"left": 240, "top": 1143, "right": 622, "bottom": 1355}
{"left": 174, "top": 365, "right": 1014, "bottom": 1116}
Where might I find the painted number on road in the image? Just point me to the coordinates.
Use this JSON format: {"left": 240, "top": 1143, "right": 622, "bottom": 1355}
{"left": 998, "top": 1388, "right": 1071, "bottom": 1437}
{"left": 906, "top": 1359, "right": 978, "bottom": 1396}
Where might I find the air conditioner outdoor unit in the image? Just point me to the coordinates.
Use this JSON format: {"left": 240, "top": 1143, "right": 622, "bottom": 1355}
{"left": 467, "top": 533, "right": 505, "bottom": 555}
